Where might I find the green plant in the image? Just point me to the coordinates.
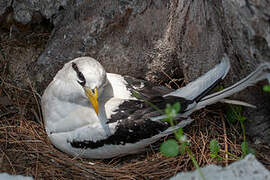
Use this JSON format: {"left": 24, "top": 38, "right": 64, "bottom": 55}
{"left": 210, "top": 105, "right": 255, "bottom": 161}
{"left": 160, "top": 103, "right": 206, "bottom": 180}
{"left": 132, "top": 90, "right": 205, "bottom": 179}
{"left": 227, "top": 105, "right": 255, "bottom": 157}
{"left": 263, "top": 85, "right": 270, "bottom": 92}
{"left": 209, "top": 139, "right": 222, "bottom": 161}
{"left": 160, "top": 103, "right": 185, "bottom": 157}
{"left": 209, "top": 139, "right": 239, "bottom": 161}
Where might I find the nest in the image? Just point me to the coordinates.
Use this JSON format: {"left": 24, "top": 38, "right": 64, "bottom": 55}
{"left": 0, "top": 78, "right": 246, "bottom": 179}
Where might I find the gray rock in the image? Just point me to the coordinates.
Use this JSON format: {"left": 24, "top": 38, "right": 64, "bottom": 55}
{"left": 12, "top": 0, "right": 69, "bottom": 24}
{"left": 0, "top": 0, "right": 69, "bottom": 24}
{"left": 12, "top": 1, "right": 33, "bottom": 24}
{"left": 170, "top": 154, "right": 270, "bottom": 180}
{"left": 28, "top": 0, "right": 170, "bottom": 92}
{"left": 0, "top": 0, "right": 12, "bottom": 16}
{"left": 222, "top": 0, "right": 270, "bottom": 144}
{"left": 0, "top": 173, "right": 33, "bottom": 180}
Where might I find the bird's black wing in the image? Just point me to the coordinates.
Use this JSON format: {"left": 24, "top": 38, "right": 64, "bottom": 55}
{"left": 123, "top": 75, "right": 174, "bottom": 99}
{"left": 70, "top": 95, "right": 193, "bottom": 149}
{"left": 107, "top": 75, "right": 195, "bottom": 123}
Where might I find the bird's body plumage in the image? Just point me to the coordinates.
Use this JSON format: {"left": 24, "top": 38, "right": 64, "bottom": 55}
{"left": 42, "top": 56, "right": 270, "bottom": 159}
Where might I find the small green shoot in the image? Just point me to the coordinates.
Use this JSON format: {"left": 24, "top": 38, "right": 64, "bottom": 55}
{"left": 241, "top": 141, "right": 249, "bottom": 156}
{"left": 160, "top": 103, "right": 181, "bottom": 157}
{"left": 163, "top": 103, "right": 180, "bottom": 126}
{"left": 263, "top": 85, "right": 270, "bottom": 92}
{"left": 225, "top": 105, "right": 255, "bottom": 158}
{"left": 210, "top": 139, "right": 222, "bottom": 161}
{"left": 226, "top": 105, "right": 243, "bottom": 124}
{"left": 241, "top": 141, "right": 256, "bottom": 157}
{"left": 210, "top": 104, "right": 255, "bottom": 162}
{"left": 160, "top": 102, "right": 206, "bottom": 180}
{"left": 209, "top": 139, "right": 240, "bottom": 161}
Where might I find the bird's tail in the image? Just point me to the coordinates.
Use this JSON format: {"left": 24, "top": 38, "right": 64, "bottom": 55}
{"left": 194, "top": 62, "right": 270, "bottom": 111}
{"left": 166, "top": 55, "right": 231, "bottom": 102}
{"left": 157, "top": 61, "right": 270, "bottom": 137}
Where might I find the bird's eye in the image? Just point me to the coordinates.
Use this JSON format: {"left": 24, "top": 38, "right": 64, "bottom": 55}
{"left": 77, "top": 80, "right": 86, "bottom": 86}
{"left": 77, "top": 72, "right": 86, "bottom": 86}
{"left": 78, "top": 72, "right": 85, "bottom": 82}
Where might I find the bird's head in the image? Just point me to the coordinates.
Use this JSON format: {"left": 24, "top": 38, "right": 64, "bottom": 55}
{"left": 56, "top": 57, "right": 107, "bottom": 115}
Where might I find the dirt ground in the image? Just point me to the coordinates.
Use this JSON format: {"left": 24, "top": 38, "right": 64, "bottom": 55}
{"left": 1, "top": 26, "right": 270, "bottom": 179}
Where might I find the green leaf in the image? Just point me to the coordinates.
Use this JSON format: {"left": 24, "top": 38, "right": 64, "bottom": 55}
{"left": 175, "top": 128, "right": 183, "bottom": 140}
{"left": 162, "top": 117, "right": 171, "bottom": 123}
{"left": 226, "top": 105, "right": 246, "bottom": 124}
{"left": 217, "top": 156, "right": 223, "bottom": 161}
{"left": 160, "top": 139, "right": 179, "bottom": 157}
{"left": 165, "top": 104, "right": 172, "bottom": 115}
{"left": 263, "top": 85, "right": 270, "bottom": 92}
{"left": 239, "top": 116, "right": 247, "bottom": 124}
{"left": 164, "top": 103, "right": 181, "bottom": 120}
{"left": 225, "top": 107, "right": 238, "bottom": 124}
{"left": 210, "top": 139, "right": 220, "bottom": 155}
{"left": 180, "top": 142, "right": 187, "bottom": 155}
{"left": 172, "top": 102, "right": 181, "bottom": 113}
{"left": 241, "top": 141, "right": 249, "bottom": 156}
{"left": 218, "top": 85, "right": 224, "bottom": 91}
{"left": 210, "top": 153, "right": 217, "bottom": 158}
{"left": 247, "top": 148, "right": 256, "bottom": 155}
{"left": 235, "top": 105, "right": 242, "bottom": 113}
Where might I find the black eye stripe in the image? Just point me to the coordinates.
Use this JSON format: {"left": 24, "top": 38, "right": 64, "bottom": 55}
{"left": 72, "top": 62, "right": 86, "bottom": 86}
{"left": 72, "top": 62, "right": 79, "bottom": 72}
{"left": 77, "top": 72, "right": 85, "bottom": 81}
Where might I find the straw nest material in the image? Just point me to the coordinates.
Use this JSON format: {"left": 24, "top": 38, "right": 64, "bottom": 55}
{"left": 1, "top": 29, "right": 268, "bottom": 180}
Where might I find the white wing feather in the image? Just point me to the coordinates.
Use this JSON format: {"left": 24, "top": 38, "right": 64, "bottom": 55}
{"left": 165, "top": 55, "right": 230, "bottom": 100}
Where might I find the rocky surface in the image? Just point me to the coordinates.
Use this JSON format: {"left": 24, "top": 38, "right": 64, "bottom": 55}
{"left": 0, "top": 173, "right": 33, "bottom": 180}
{"left": 222, "top": 0, "right": 270, "bottom": 144}
{"left": 0, "top": 0, "right": 12, "bottom": 16}
{"left": 170, "top": 154, "right": 270, "bottom": 180}
{"left": 0, "top": 0, "right": 69, "bottom": 24}
{"left": 29, "top": 0, "right": 171, "bottom": 90}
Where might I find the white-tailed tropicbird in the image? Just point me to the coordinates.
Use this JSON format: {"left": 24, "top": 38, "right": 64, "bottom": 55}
{"left": 41, "top": 56, "right": 270, "bottom": 159}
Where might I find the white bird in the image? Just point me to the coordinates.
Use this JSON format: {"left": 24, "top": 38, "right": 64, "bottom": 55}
{"left": 42, "top": 56, "right": 270, "bottom": 159}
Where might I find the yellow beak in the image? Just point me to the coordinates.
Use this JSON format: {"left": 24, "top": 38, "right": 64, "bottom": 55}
{"left": 84, "top": 87, "right": 99, "bottom": 115}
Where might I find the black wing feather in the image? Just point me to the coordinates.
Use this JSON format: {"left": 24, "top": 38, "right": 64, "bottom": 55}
{"left": 69, "top": 74, "right": 223, "bottom": 149}
{"left": 70, "top": 96, "right": 193, "bottom": 149}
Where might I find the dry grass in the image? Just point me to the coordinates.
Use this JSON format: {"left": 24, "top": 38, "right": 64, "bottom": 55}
{"left": 0, "top": 27, "right": 269, "bottom": 180}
